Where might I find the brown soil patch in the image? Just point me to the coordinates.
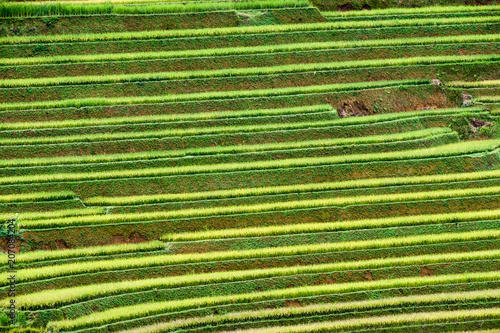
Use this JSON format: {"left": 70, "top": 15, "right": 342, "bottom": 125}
{"left": 0, "top": 237, "right": 21, "bottom": 253}
{"left": 285, "top": 300, "right": 302, "bottom": 307}
{"left": 110, "top": 235, "right": 128, "bottom": 244}
{"left": 420, "top": 266, "right": 436, "bottom": 277}
{"left": 128, "top": 232, "right": 147, "bottom": 243}
{"left": 54, "top": 239, "right": 72, "bottom": 250}
{"left": 338, "top": 100, "right": 371, "bottom": 118}
{"left": 364, "top": 271, "right": 373, "bottom": 281}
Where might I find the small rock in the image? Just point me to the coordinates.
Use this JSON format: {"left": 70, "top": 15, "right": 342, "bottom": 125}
{"left": 431, "top": 79, "right": 442, "bottom": 86}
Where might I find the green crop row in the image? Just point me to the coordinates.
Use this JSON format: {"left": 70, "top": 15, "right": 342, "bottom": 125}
{"left": 477, "top": 96, "right": 500, "bottom": 103}
{"left": 162, "top": 208, "right": 500, "bottom": 241}
{"left": 0, "top": 128, "right": 452, "bottom": 171}
{"left": 0, "top": 0, "right": 309, "bottom": 17}
{"left": 0, "top": 240, "right": 164, "bottom": 266}
{"left": 108, "top": 289, "right": 500, "bottom": 333}
{"left": 200, "top": 308, "right": 500, "bottom": 333}
{"left": 3, "top": 16, "right": 499, "bottom": 45}
{"left": 45, "top": 271, "right": 500, "bottom": 331}
{"left": 0, "top": 108, "right": 462, "bottom": 145}
{"left": 0, "top": 191, "right": 75, "bottom": 204}
{"left": 2, "top": 139, "right": 497, "bottom": 187}
{"left": 0, "top": 208, "right": 103, "bottom": 223}
{"left": 2, "top": 54, "right": 497, "bottom": 88}
{"left": 10, "top": 249, "right": 500, "bottom": 309}
{"left": 23, "top": 185, "right": 500, "bottom": 229}
{"left": 0, "top": 79, "right": 426, "bottom": 111}
{"left": 448, "top": 80, "right": 500, "bottom": 88}
{"left": 4, "top": 229, "right": 498, "bottom": 285}
{"left": 3, "top": 34, "right": 499, "bottom": 66}
{"left": 0, "top": 104, "right": 333, "bottom": 131}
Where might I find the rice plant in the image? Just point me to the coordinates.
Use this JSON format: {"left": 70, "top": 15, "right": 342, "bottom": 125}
{"left": 0, "top": 0, "right": 309, "bottom": 18}
{"left": 2, "top": 139, "right": 498, "bottom": 188}
{"left": 0, "top": 79, "right": 426, "bottom": 111}
{"left": 11, "top": 249, "right": 500, "bottom": 309}
{"left": 106, "top": 289, "right": 500, "bottom": 333}
{"left": 2, "top": 16, "right": 499, "bottom": 46}
{"left": 1, "top": 54, "right": 497, "bottom": 88}
{"left": 2, "top": 230, "right": 498, "bottom": 285}
{"left": 162, "top": 208, "right": 500, "bottom": 241}
{"left": 45, "top": 271, "right": 500, "bottom": 331}
{"left": 0, "top": 241, "right": 165, "bottom": 266}
{"left": 2, "top": 34, "right": 498, "bottom": 66}
{"left": 0, "top": 127, "right": 457, "bottom": 169}
{"left": 0, "top": 191, "right": 75, "bottom": 203}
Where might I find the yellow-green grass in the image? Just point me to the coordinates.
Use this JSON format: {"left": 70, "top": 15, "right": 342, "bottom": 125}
{"left": 2, "top": 230, "right": 498, "bottom": 285}
{"left": 45, "top": 271, "right": 500, "bottom": 331}
{"left": 0, "top": 191, "right": 75, "bottom": 203}
{"left": 118, "top": 289, "right": 500, "bottom": 333}
{"left": 23, "top": 186, "right": 500, "bottom": 229}
{"left": 162, "top": 208, "right": 500, "bottom": 241}
{"left": 3, "top": 34, "right": 499, "bottom": 67}
{"left": 1, "top": 54, "right": 497, "bottom": 88}
{"left": 218, "top": 308, "right": 500, "bottom": 333}
{"left": 322, "top": 5, "right": 500, "bottom": 17}
{"left": 3, "top": 16, "right": 499, "bottom": 45}
{"left": 0, "top": 79, "right": 426, "bottom": 111}
{"left": 0, "top": 104, "right": 333, "bottom": 131}
{"left": 0, "top": 0, "right": 309, "bottom": 17}
{"left": 0, "top": 241, "right": 164, "bottom": 266}
{"left": 0, "top": 110, "right": 460, "bottom": 145}
{"left": 447, "top": 80, "right": 500, "bottom": 88}
{"left": 0, "top": 127, "right": 453, "bottom": 169}
{"left": 2, "top": 139, "right": 498, "bottom": 187}
{"left": 477, "top": 96, "right": 500, "bottom": 103}
{"left": 10, "top": 249, "right": 500, "bottom": 309}
{"left": 0, "top": 208, "right": 104, "bottom": 223}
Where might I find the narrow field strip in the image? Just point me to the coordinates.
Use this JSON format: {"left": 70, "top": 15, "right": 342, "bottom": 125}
{"left": 0, "top": 104, "right": 333, "bottom": 131}
{"left": 447, "top": 80, "right": 500, "bottom": 88}
{"left": 162, "top": 208, "right": 500, "bottom": 241}
{"left": 217, "top": 308, "right": 500, "bottom": 333}
{"left": 1, "top": 54, "right": 497, "bottom": 88}
{"left": 45, "top": 271, "right": 500, "bottom": 331}
{"left": 3, "top": 34, "right": 499, "bottom": 67}
{"left": 116, "top": 289, "right": 500, "bottom": 333}
{"left": 9, "top": 251, "right": 500, "bottom": 309}
{"left": 89, "top": 163, "right": 500, "bottom": 207}
{"left": 0, "top": 208, "right": 103, "bottom": 223}
{"left": 321, "top": 5, "right": 500, "bottom": 17}
{"left": 0, "top": 0, "right": 309, "bottom": 17}
{"left": 0, "top": 241, "right": 164, "bottom": 266}
{"left": 3, "top": 16, "right": 499, "bottom": 45}
{"left": 3, "top": 230, "right": 499, "bottom": 285}
{"left": 22, "top": 186, "right": 500, "bottom": 229}
{"left": 0, "top": 127, "right": 456, "bottom": 168}
{"left": 0, "top": 191, "right": 75, "bottom": 203}
{"left": 0, "top": 108, "right": 462, "bottom": 145}
{"left": 0, "top": 79, "right": 425, "bottom": 111}
{"left": 1, "top": 139, "right": 497, "bottom": 186}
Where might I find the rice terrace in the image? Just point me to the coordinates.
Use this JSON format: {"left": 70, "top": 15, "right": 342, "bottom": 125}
{"left": 2, "top": 0, "right": 500, "bottom": 331}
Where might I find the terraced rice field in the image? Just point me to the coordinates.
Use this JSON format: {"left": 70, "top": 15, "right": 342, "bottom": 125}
{"left": 1, "top": 0, "right": 500, "bottom": 332}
